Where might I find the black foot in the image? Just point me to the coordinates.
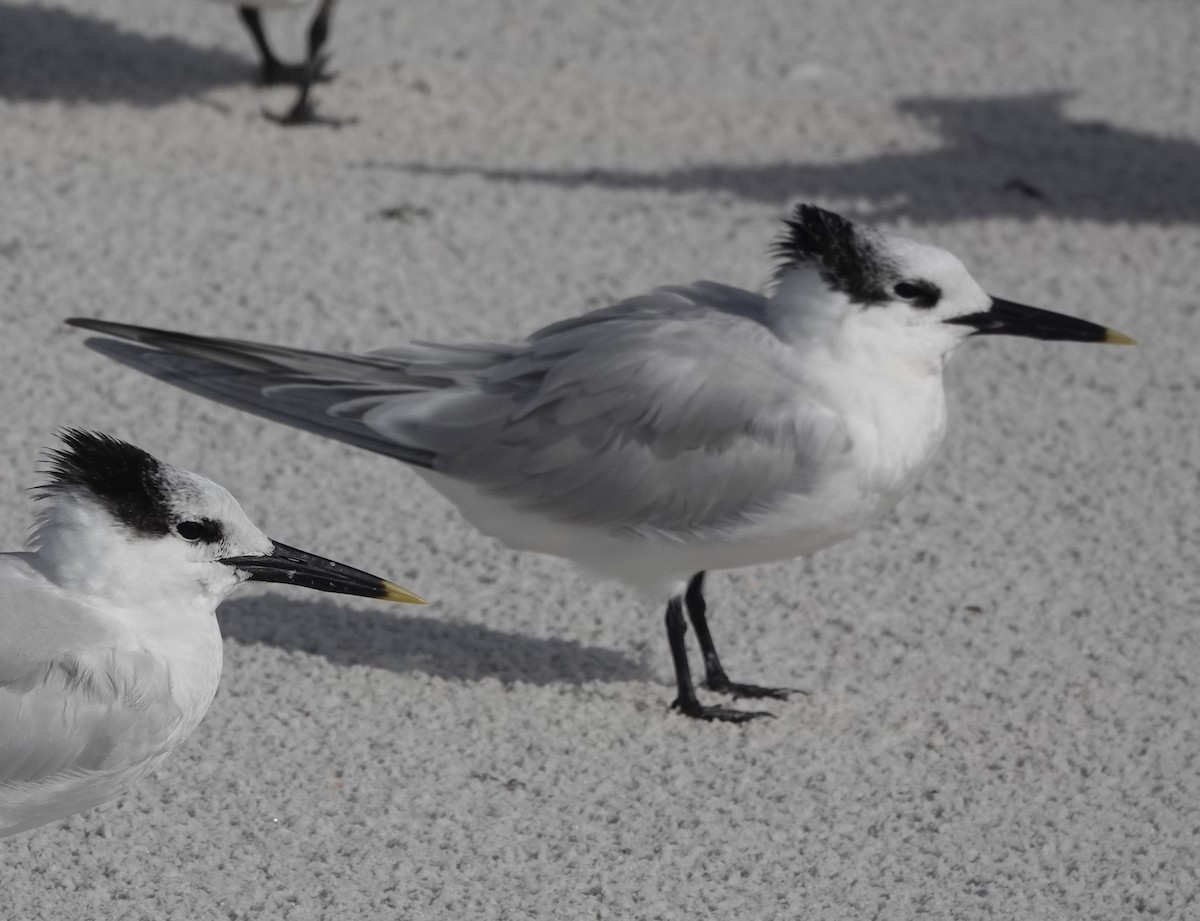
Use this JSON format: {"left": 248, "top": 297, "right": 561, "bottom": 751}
{"left": 703, "top": 677, "right": 803, "bottom": 701}
{"left": 260, "top": 56, "right": 334, "bottom": 87}
{"left": 671, "top": 697, "right": 775, "bottom": 723}
{"left": 263, "top": 102, "right": 355, "bottom": 128}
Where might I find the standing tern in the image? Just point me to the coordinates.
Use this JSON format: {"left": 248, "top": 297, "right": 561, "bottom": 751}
{"left": 0, "top": 429, "right": 422, "bottom": 838}
{"left": 68, "top": 204, "right": 1133, "bottom": 722}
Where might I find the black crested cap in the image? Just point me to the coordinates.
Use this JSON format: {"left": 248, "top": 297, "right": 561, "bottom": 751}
{"left": 772, "top": 204, "right": 898, "bottom": 305}
{"left": 39, "top": 429, "right": 172, "bottom": 536}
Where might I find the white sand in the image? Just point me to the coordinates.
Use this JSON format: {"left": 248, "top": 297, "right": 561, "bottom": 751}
{"left": 2, "top": 0, "right": 1197, "bottom": 917}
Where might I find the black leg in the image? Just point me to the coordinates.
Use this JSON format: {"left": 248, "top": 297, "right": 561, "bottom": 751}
{"left": 684, "top": 571, "right": 799, "bottom": 701}
{"left": 265, "top": 0, "right": 354, "bottom": 127}
{"left": 237, "top": 7, "right": 279, "bottom": 74}
{"left": 306, "top": 0, "right": 334, "bottom": 66}
{"left": 238, "top": 6, "right": 313, "bottom": 86}
{"left": 666, "top": 594, "right": 772, "bottom": 723}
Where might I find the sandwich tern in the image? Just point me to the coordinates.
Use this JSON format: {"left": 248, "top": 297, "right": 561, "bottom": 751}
{"left": 0, "top": 429, "right": 422, "bottom": 837}
{"left": 68, "top": 204, "right": 1133, "bottom": 722}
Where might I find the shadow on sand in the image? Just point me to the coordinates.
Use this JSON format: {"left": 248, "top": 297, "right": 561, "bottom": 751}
{"left": 0, "top": 2, "right": 248, "bottom": 106}
{"left": 390, "top": 93, "right": 1200, "bottom": 225}
{"left": 217, "top": 593, "right": 647, "bottom": 686}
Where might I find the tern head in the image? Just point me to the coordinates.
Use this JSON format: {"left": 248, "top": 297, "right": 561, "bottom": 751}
{"left": 31, "top": 430, "right": 423, "bottom": 607}
{"left": 770, "top": 204, "right": 1134, "bottom": 364}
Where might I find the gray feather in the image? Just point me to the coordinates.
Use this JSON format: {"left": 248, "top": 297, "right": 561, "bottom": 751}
{"left": 69, "top": 282, "right": 852, "bottom": 535}
{"left": 0, "top": 560, "right": 180, "bottom": 787}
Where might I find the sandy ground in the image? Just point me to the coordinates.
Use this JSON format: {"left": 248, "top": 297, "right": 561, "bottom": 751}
{"left": 1, "top": 0, "right": 1198, "bottom": 917}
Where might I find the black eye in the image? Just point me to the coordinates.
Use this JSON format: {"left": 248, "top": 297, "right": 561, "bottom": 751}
{"left": 176, "top": 521, "right": 208, "bottom": 541}
{"left": 892, "top": 280, "right": 940, "bottom": 308}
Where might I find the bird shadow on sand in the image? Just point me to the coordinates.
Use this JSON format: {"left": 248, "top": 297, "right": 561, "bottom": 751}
{"left": 217, "top": 594, "right": 648, "bottom": 687}
{"left": 390, "top": 92, "right": 1200, "bottom": 225}
{"left": 0, "top": 2, "right": 248, "bottom": 106}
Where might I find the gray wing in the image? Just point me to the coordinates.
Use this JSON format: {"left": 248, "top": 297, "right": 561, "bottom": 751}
{"left": 69, "top": 281, "right": 852, "bottom": 534}
{"left": 367, "top": 283, "right": 853, "bottom": 533}
{"left": 0, "top": 558, "right": 179, "bottom": 787}
{"left": 69, "top": 320, "right": 446, "bottom": 466}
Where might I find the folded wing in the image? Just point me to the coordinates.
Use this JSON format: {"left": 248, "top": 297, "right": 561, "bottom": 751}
{"left": 0, "top": 561, "right": 180, "bottom": 836}
{"left": 70, "top": 282, "right": 851, "bottom": 536}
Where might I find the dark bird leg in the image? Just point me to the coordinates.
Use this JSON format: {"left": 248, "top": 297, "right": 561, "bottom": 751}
{"left": 666, "top": 592, "right": 772, "bottom": 722}
{"left": 266, "top": 0, "right": 354, "bottom": 127}
{"left": 684, "top": 571, "right": 798, "bottom": 700}
{"left": 237, "top": 6, "right": 330, "bottom": 86}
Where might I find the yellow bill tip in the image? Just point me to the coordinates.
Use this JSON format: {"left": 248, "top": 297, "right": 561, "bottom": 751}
{"left": 381, "top": 581, "right": 426, "bottom": 605}
{"left": 1104, "top": 328, "right": 1137, "bottom": 346}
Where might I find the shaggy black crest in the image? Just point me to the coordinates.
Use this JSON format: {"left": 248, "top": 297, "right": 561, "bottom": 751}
{"left": 773, "top": 204, "right": 899, "bottom": 305}
{"left": 40, "top": 429, "right": 173, "bottom": 536}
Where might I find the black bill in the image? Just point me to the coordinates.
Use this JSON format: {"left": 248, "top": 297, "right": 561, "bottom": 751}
{"left": 946, "top": 297, "right": 1135, "bottom": 344}
{"left": 223, "top": 540, "right": 424, "bottom": 604}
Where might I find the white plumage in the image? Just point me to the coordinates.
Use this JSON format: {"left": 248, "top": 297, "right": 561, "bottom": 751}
{"left": 69, "top": 204, "right": 1132, "bottom": 721}
{"left": 0, "top": 430, "right": 421, "bottom": 837}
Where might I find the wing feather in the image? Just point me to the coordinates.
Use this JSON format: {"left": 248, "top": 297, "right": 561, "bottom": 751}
{"left": 0, "top": 560, "right": 179, "bottom": 789}
{"left": 70, "top": 282, "right": 850, "bottom": 535}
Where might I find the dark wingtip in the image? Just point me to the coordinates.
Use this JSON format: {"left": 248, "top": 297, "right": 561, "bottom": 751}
{"left": 65, "top": 317, "right": 112, "bottom": 333}
{"left": 65, "top": 317, "right": 162, "bottom": 344}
